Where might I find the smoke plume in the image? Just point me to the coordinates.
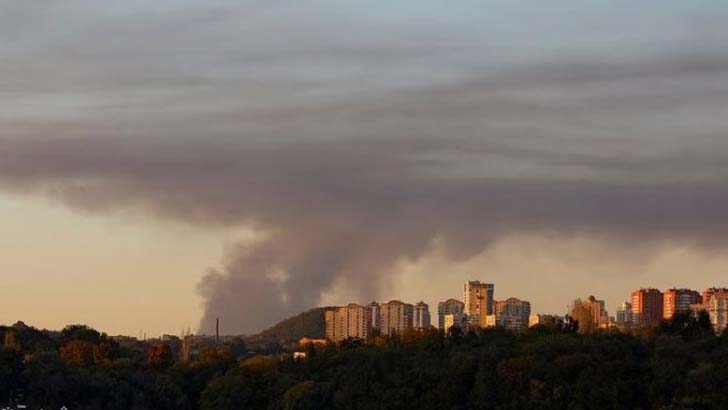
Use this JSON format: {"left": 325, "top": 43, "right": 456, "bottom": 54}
{"left": 2, "top": 1, "right": 728, "bottom": 333}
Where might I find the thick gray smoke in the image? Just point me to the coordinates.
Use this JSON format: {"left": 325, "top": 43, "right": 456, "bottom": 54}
{"left": 3, "top": 136, "right": 728, "bottom": 333}
{"left": 2, "top": 1, "right": 728, "bottom": 333}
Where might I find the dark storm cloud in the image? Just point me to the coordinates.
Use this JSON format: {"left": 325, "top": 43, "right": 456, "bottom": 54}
{"left": 2, "top": 1, "right": 728, "bottom": 333}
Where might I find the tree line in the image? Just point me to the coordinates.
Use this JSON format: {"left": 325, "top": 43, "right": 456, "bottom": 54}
{"left": 2, "top": 313, "right": 728, "bottom": 409}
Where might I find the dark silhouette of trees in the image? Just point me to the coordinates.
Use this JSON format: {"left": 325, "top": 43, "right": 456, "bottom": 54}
{"left": 3, "top": 318, "right": 728, "bottom": 409}
{"left": 658, "top": 310, "right": 714, "bottom": 340}
{"left": 60, "top": 324, "right": 102, "bottom": 344}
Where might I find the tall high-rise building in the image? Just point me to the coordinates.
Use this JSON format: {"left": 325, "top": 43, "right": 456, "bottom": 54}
{"left": 413, "top": 301, "right": 431, "bottom": 328}
{"left": 663, "top": 288, "right": 702, "bottom": 319}
{"left": 494, "top": 298, "right": 531, "bottom": 331}
{"left": 704, "top": 290, "right": 728, "bottom": 333}
{"left": 464, "top": 281, "right": 494, "bottom": 327}
{"left": 368, "top": 301, "right": 381, "bottom": 331}
{"left": 585, "top": 296, "right": 609, "bottom": 327}
{"left": 325, "top": 303, "right": 373, "bottom": 342}
{"left": 379, "top": 300, "right": 414, "bottom": 336}
{"left": 437, "top": 299, "right": 465, "bottom": 330}
{"left": 631, "top": 288, "right": 664, "bottom": 326}
{"left": 702, "top": 288, "right": 728, "bottom": 306}
{"left": 616, "top": 302, "right": 633, "bottom": 327}
{"left": 570, "top": 296, "right": 609, "bottom": 333}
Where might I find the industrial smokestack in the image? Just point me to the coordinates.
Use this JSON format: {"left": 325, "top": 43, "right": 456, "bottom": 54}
{"left": 216, "top": 317, "right": 219, "bottom": 345}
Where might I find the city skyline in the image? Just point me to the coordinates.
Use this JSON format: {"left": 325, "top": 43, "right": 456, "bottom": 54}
{"left": 2, "top": 267, "right": 728, "bottom": 338}
{"left": 3, "top": 1, "right": 728, "bottom": 336}
{"left": 316, "top": 279, "right": 728, "bottom": 344}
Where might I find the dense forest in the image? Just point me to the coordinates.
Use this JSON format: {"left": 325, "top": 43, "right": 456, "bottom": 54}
{"left": 2, "top": 313, "right": 728, "bottom": 409}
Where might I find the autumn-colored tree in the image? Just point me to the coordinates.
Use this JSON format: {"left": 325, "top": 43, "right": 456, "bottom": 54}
{"left": 241, "top": 355, "right": 274, "bottom": 371}
{"left": 3, "top": 329, "right": 17, "bottom": 350}
{"left": 402, "top": 328, "right": 421, "bottom": 349}
{"left": 147, "top": 343, "right": 173, "bottom": 369}
{"left": 92, "top": 341, "right": 115, "bottom": 366}
{"left": 197, "top": 346, "right": 233, "bottom": 367}
{"left": 60, "top": 340, "right": 95, "bottom": 367}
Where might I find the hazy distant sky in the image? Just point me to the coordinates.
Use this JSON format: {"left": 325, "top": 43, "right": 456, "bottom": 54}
{"left": 2, "top": 1, "right": 728, "bottom": 336}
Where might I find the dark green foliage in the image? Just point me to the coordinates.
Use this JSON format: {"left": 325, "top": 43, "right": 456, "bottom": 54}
{"left": 199, "top": 357, "right": 279, "bottom": 410}
{"left": 4, "top": 318, "right": 728, "bottom": 409}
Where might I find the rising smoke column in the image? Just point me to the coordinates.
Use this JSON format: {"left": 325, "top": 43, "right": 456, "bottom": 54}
{"left": 2, "top": 1, "right": 728, "bottom": 333}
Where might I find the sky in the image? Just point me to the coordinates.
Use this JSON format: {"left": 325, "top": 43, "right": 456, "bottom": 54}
{"left": 2, "top": 1, "right": 728, "bottom": 336}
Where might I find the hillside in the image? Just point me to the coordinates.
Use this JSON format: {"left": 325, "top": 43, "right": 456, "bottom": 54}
{"left": 245, "top": 307, "right": 330, "bottom": 347}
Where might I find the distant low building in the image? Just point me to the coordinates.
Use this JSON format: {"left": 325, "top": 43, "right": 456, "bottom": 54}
{"left": 294, "top": 337, "right": 328, "bottom": 360}
{"left": 529, "top": 314, "right": 564, "bottom": 328}
{"left": 293, "top": 352, "right": 307, "bottom": 360}
{"left": 111, "top": 335, "right": 138, "bottom": 343}
{"left": 299, "top": 337, "right": 327, "bottom": 346}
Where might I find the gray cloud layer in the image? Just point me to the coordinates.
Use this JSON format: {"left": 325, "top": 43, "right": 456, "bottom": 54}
{"left": 2, "top": 1, "right": 728, "bottom": 333}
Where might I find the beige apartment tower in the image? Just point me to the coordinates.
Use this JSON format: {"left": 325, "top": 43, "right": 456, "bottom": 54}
{"left": 325, "top": 303, "right": 373, "bottom": 342}
{"left": 584, "top": 296, "right": 609, "bottom": 327}
{"left": 494, "top": 298, "right": 531, "bottom": 331}
{"left": 464, "top": 280, "right": 494, "bottom": 327}
{"left": 379, "top": 300, "right": 414, "bottom": 336}
{"left": 703, "top": 289, "right": 728, "bottom": 333}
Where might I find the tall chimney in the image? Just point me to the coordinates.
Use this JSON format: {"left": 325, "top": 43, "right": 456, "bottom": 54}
{"left": 216, "top": 317, "right": 219, "bottom": 345}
